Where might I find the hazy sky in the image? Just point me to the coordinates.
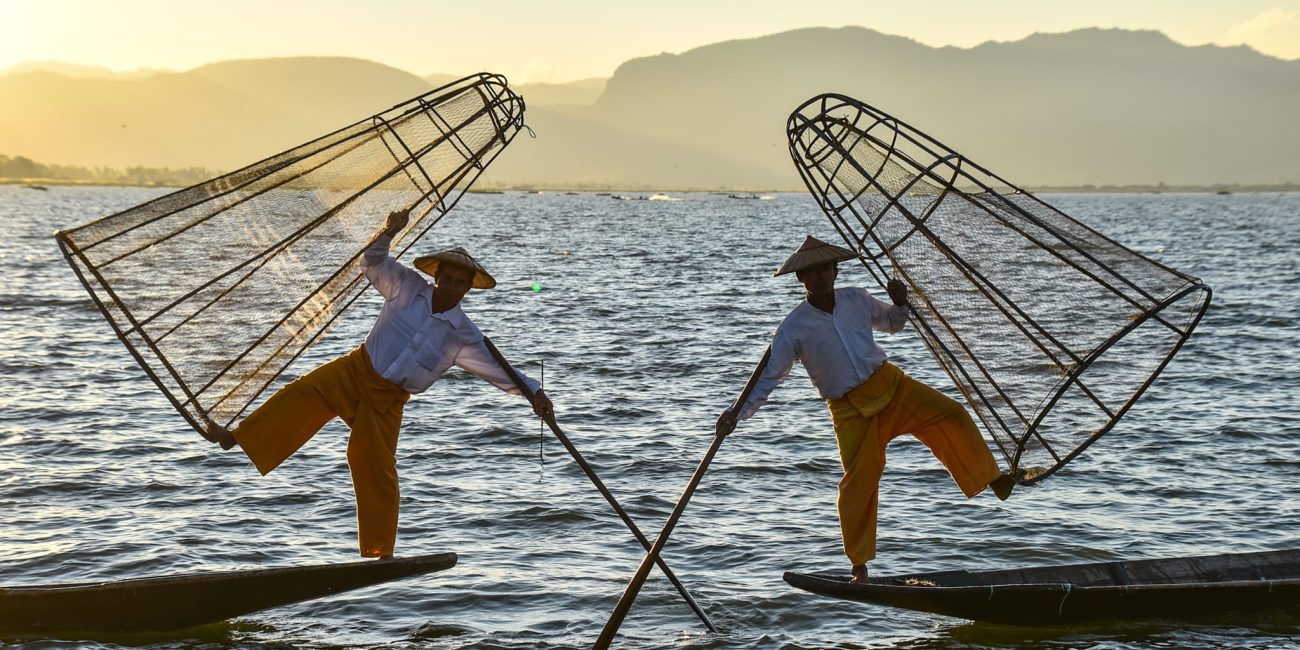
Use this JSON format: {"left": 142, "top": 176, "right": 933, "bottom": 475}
{"left": 4, "top": 0, "right": 1298, "bottom": 83}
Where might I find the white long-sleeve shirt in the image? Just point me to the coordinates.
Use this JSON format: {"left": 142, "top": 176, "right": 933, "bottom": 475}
{"left": 737, "top": 287, "right": 908, "bottom": 420}
{"left": 360, "top": 234, "right": 539, "bottom": 396}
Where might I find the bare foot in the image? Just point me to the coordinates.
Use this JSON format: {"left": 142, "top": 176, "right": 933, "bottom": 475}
{"left": 850, "top": 564, "right": 870, "bottom": 584}
{"left": 377, "top": 554, "right": 395, "bottom": 562}
{"left": 990, "top": 473, "right": 1016, "bottom": 501}
{"left": 202, "top": 420, "right": 237, "bottom": 450}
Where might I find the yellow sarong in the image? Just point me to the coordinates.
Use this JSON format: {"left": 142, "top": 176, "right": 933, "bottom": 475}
{"left": 827, "top": 361, "right": 1001, "bottom": 565}
{"left": 233, "top": 345, "right": 410, "bottom": 557}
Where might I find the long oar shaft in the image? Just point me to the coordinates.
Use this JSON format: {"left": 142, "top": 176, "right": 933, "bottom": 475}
{"left": 594, "top": 345, "right": 773, "bottom": 649}
{"left": 480, "top": 336, "right": 717, "bottom": 633}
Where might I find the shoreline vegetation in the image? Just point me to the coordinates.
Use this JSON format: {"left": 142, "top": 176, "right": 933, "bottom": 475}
{"left": 3, "top": 156, "right": 1297, "bottom": 194}
{"left": 0, "top": 154, "right": 216, "bottom": 188}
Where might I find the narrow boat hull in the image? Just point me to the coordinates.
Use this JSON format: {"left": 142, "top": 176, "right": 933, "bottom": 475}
{"left": 785, "top": 548, "right": 1300, "bottom": 626}
{"left": 1, "top": 552, "right": 457, "bottom": 634}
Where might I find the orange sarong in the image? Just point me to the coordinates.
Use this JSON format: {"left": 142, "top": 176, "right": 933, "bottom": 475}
{"left": 827, "top": 361, "right": 1001, "bottom": 565}
{"left": 232, "top": 345, "right": 410, "bottom": 557}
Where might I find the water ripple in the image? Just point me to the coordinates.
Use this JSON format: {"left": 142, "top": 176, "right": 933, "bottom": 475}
{"left": 0, "top": 187, "right": 1296, "bottom": 648}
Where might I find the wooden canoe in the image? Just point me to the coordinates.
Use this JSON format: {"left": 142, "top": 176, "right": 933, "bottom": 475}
{"left": 1, "top": 552, "right": 457, "bottom": 634}
{"left": 784, "top": 548, "right": 1300, "bottom": 625}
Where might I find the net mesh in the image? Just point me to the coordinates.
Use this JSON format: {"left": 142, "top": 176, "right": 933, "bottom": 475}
{"left": 786, "top": 94, "right": 1211, "bottom": 483}
{"left": 56, "top": 74, "right": 526, "bottom": 435}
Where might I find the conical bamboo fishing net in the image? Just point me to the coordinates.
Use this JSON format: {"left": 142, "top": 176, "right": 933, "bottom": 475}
{"left": 787, "top": 94, "right": 1211, "bottom": 483}
{"left": 56, "top": 74, "right": 526, "bottom": 436}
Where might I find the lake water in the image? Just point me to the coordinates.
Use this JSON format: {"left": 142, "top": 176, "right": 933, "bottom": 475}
{"left": 1, "top": 186, "right": 1297, "bottom": 649}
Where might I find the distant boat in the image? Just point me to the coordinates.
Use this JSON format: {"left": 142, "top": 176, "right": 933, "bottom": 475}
{"left": 564, "top": 191, "right": 579, "bottom": 195}
{"left": 0, "top": 552, "right": 457, "bottom": 634}
{"left": 728, "top": 193, "right": 760, "bottom": 200}
{"left": 24, "top": 184, "right": 48, "bottom": 191}
{"left": 647, "top": 193, "right": 681, "bottom": 201}
{"left": 1216, "top": 190, "right": 1232, "bottom": 195}
{"left": 784, "top": 548, "right": 1300, "bottom": 626}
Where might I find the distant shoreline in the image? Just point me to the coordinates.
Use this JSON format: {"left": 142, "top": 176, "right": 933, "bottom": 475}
{"left": 4, "top": 177, "right": 1298, "bottom": 194}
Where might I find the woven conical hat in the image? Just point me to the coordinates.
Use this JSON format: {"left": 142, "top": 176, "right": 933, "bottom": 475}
{"left": 773, "top": 235, "right": 857, "bottom": 277}
{"left": 413, "top": 246, "right": 497, "bottom": 289}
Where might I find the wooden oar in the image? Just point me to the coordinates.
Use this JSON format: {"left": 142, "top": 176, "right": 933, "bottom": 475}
{"left": 481, "top": 336, "right": 717, "bottom": 633}
{"left": 594, "top": 345, "right": 772, "bottom": 649}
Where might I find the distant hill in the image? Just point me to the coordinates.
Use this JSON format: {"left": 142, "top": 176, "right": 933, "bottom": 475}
{"left": 0, "top": 57, "right": 438, "bottom": 170}
{"left": 421, "top": 73, "right": 463, "bottom": 89}
{"left": 189, "top": 57, "right": 434, "bottom": 128}
{"left": 0, "top": 70, "right": 301, "bottom": 170}
{"left": 3, "top": 29, "right": 1298, "bottom": 188}
{"left": 517, "top": 77, "right": 607, "bottom": 106}
{"left": 491, "top": 104, "right": 779, "bottom": 189}
{"left": 2, "top": 60, "right": 161, "bottom": 79}
{"left": 560, "top": 26, "right": 1300, "bottom": 188}
{"left": 424, "top": 74, "right": 608, "bottom": 106}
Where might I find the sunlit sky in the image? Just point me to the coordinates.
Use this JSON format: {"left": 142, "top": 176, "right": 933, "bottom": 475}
{"left": 4, "top": 0, "right": 1299, "bottom": 82}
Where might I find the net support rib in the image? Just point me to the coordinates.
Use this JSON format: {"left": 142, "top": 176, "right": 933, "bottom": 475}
{"left": 786, "top": 93, "right": 1210, "bottom": 482}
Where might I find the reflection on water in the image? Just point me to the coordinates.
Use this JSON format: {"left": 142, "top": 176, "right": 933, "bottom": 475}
{"left": 0, "top": 186, "right": 1297, "bottom": 648}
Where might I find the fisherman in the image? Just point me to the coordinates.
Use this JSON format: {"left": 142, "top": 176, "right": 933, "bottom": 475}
{"left": 204, "top": 207, "right": 553, "bottom": 559}
{"left": 715, "top": 236, "right": 1014, "bottom": 584}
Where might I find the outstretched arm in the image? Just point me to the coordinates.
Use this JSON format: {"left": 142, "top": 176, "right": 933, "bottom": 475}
{"left": 455, "top": 338, "right": 553, "bottom": 419}
{"left": 362, "top": 208, "right": 414, "bottom": 299}
{"left": 869, "top": 278, "right": 910, "bottom": 333}
{"left": 886, "top": 277, "right": 908, "bottom": 306}
{"left": 716, "top": 334, "right": 794, "bottom": 436}
{"left": 531, "top": 389, "right": 554, "bottom": 420}
{"left": 715, "top": 409, "right": 739, "bottom": 437}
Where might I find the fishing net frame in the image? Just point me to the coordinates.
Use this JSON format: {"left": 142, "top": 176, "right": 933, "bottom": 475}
{"left": 56, "top": 73, "right": 526, "bottom": 437}
{"left": 787, "top": 93, "right": 1211, "bottom": 484}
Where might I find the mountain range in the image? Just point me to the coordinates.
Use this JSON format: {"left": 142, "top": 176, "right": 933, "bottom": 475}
{"left": 3, "top": 26, "right": 1297, "bottom": 189}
